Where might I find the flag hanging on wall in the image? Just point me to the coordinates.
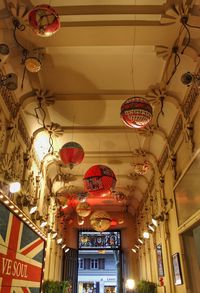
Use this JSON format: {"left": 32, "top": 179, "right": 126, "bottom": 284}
{"left": 0, "top": 202, "right": 45, "bottom": 293}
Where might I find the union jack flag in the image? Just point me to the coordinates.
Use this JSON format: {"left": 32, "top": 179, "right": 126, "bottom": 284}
{"left": 0, "top": 202, "right": 45, "bottom": 293}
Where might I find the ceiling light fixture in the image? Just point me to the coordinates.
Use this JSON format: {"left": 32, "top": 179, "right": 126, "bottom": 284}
{"left": 65, "top": 248, "right": 70, "bottom": 253}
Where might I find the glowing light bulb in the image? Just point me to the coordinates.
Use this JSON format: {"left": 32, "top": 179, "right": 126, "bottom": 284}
{"left": 126, "top": 279, "right": 135, "bottom": 290}
{"left": 143, "top": 231, "right": 150, "bottom": 239}
{"left": 9, "top": 182, "right": 21, "bottom": 193}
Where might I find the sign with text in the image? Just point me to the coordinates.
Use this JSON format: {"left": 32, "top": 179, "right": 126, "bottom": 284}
{"left": 0, "top": 202, "right": 45, "bottom": 292}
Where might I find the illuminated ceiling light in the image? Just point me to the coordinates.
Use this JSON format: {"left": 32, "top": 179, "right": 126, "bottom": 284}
{"left": 135, "top": 245, "right": 139, "bottom": 249}
{"left": 148, "top": 224, "right": 155, "bottom": 232}
{"left": 40, "top": 220, "right": 47, "bottom": 228}
{"left": 65, "top": 248, "right": 69, "bottom": 253}
{"left": 132, "top": 248, "right": 137, "bottom": 253}
{"left": 4, "top": 200, "right": 9, "bottom": 204}
{"left": 0, "top": 194, "right": 4, "bottom": 199}
{"left": 25, "top": 55, "right": 41, "bottom": 73}
{"left": 19, "top": 214, "right": 23, "bottom": 217}
{"left": 9, "top": 182, "right": 21, "bottom": 193}
{"left": 143, "top": 231, "right": 150, "bottom": 239}
{"left": 29, "top": 204, "right": 37, "bottom": 214}
{"left": 152, "top": 218, "right": 158, "bottom": 227}
{"left": 125, "top": 279, "right": 135, "bottom": 290}
{"left": 62, "top": 244, "right": 66, "bottom": 249}
{"left": 9, "top": 205, "right": 14, "bottom": 209}
{"left": 138, "top": 238, "right": 143, "bottom": 244}
{"left": 22, "top": 217, "right": 26, "bottom": 221}
{"left": 57, "top": 238, "right": 63, "bottom": 244}
{"left": 52, "top": 232, "right": 57, "bottom": 239}
{"left": 14, "top": 209, "right": 19, "bottom": 213}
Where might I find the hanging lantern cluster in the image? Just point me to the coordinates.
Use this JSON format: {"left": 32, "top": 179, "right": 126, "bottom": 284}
{"left": 28, "top": 5, "right": 60, "bottom": 37}
{"left": 121, "top": 97, "right": 153, "bottom": 128}
{"left": 83, "top": 165, "right": 116, "bottom": 197}
{"left": 133, "top": 160, "right": 150, "bottom": 175}
{"left": 59, "top": 141, "right": 84, "bottom": 169}
{"left": 76, "top": 202, "right": 91, "bottom": 218}
{"left": 90, "top": 210, "right": 111, "bottom": 232}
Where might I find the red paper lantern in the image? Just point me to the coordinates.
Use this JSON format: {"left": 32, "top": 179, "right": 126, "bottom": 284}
{"left": 28, "top": 5, "right": 60, "bottom": 37}
{"left": 83, "top": 165, "right": 116, "bottom": 196}
{"left": 121, "top": 97, "right": 153, "bottom": 128}
{"left": 59, "top": 142, "right": 84, "bottom": 168}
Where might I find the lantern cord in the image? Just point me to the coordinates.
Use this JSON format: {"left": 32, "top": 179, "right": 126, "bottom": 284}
{"left": 48, "top": 131, "right": 54, "bottom": 154}
{"left": 125, "top": 132, "right": 133, "bottom": 155}
{"left": 71, "top": 115, "right": 75, "bottom": 141}
{"left": 34, "top": 98, "right": 47, "bottom": 128}
{"left": 156, "top": 96, "right": 165, "bottom": 127}
{"left": 181, "top": 22, "right": 191, "bottom": 55}
{"left": 166, "top": 49, "right": 180, "bottom": 85}
{"left": 130, "top": 0, "right": 136, "bottom": 96}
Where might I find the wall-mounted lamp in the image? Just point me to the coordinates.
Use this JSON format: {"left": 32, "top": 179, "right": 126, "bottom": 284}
{"left": 9, "top": 181, "right": 21, "bottom": 193}
{"left": 65, "top": 248, "right": 70, "bottom": 253}
{"left": 29, "top": 203, "right": 38, "bottom": 214}
{"left": 0, "top": 73, "right": 18, "bottom": 91}
{"left": 125, "top": 279, "right": 135, "bottom": 290}
{"left": 143, "top": 231, "right": 150, "bottom": 239}
{"left": 40, "top": 219, "right": 48, "bottom": 228}
{"left": 132, "top": 248, "right": 137, "bottom": 253}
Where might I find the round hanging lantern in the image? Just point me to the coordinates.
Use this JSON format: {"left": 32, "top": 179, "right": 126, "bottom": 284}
{"left": 90, "top": 211, "right": 111, "bottom": 232}
{"left": 120, "top": 97, "right": 153, "bottom": 128}
{"left": 59, "top": 142, "right": 84, "bottom": 168}
{"left": 76, "top": 202, "right": 91, "bottom": 218}
{"left": 133, "top": 160, "right": 150, "bottom": 175}
{"left": 28, "top": 5, "right": 60, "bottom": 37}
{"left": 83, "top": 165, "right": 116, "bottom": 196}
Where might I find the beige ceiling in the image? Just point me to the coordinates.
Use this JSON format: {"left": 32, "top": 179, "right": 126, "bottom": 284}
{"left": 2, "top": 0, "right": 200, "bottom": 217}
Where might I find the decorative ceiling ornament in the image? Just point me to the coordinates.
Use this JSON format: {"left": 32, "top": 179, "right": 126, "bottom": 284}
{"left": 7, "top": 118, "right": 19, "bottom": 142}
{"left": 113, "top": 191, "right": 126, "bottom": 202}
{"left": 0, "top": 153, "right": 13, "bottom": 177}
{"left": 83, "top": 165, "right": 116, "bottom": 197}
{"left": 90, "top": 210, "right": 111, "bottom": 232}
{"left": 28, "top": 4, "right": 60, "bottom": 37}
{"left": 7, "top": 0, "right": 30, "bottom": 26}
{"left": 155, "top": 44, "right": 200, "bottom": 62}
{"left": 59, "top": 142, "right": 84, "bottom": 169}
{"left": 46, "top": 123, "right": 64, "bottom": 138}
{"left": 155, "top": 45, "right": 170, "bottom": 60}
{"left": 161, "top": 1, "right": 193, "bottom": 25}
{"left": 120, "top": 97, "right": 153, "bottom": 129}
{"left": 34, "top": 89, "right": 55, "bottom": 106}
{"left": 131, "top": 150, "right": 150, "bottom": 176}
{"left": 146, "top": 83, "right": 167, "bottom": 105}
{"left": 76, "top": 202, "right": 91, "bottom": 218}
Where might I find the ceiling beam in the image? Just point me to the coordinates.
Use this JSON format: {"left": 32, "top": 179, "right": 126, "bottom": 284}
{"left": 61, "top": 20, "right": 165, "bottom": 27}
{"left": 55, "top": 5, "right": 164, "bottom": 16}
